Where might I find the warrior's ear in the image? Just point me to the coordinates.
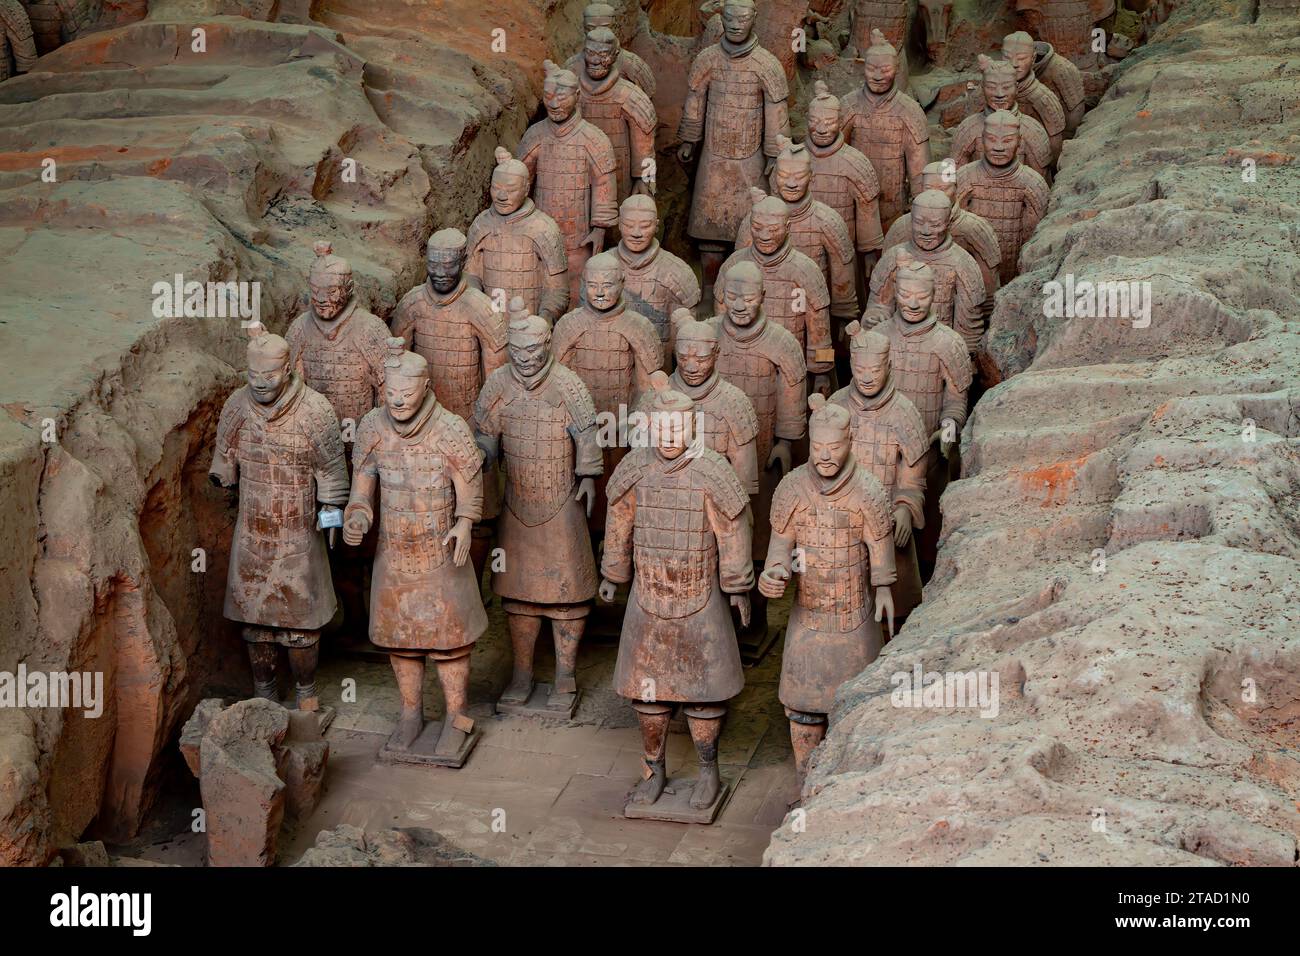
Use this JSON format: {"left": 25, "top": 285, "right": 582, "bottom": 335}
{"left": 313, "top": 240, "right": 332, "bottom": 257}
{"left": 749, "top": 186, "right": 767, "bottom": 208}
{"left": 808, "top": 393, "right": 827, "bottom": 413}
{"left": 844, "top": 320, "right": 861, "bottom": 337}
{"left": 649, "top": 369, "right": 671, "bottom": 392}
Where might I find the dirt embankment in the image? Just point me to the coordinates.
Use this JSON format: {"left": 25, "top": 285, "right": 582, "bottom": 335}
{"left": 767, "top": 0, "right": 1300, "bottom": 866}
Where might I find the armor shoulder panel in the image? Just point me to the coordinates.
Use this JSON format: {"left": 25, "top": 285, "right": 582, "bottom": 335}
{"left": 829, "top": 385, "right": 854, "bottom": 410}
{"left": 932, "top": 323, "right": 974, "bottom": 392}
{"left": 659, "top": 251, "right": 702, "bottom": 305}
{"left": 764, "top": 322, "right": 809, "bottom": 385}
{"left": 769, "top": 467, "right": 805, "bottom": 531}
{"left": 622, "top": 308, "right": 665, "bottom": 371}
{"left": 621, "top": 48, "right": 657, "bottom": 100}
{"left": 606, "top": 446, "right": 652, "bottom": 503}
{"left": 788, "top": 248, "right": 831, "bottom": 308}
{"left": 522, "top": 208, "right": 569, "bottom": 272}
{"left": 551, "top": 308, "right": 591, "bottom": 358}
{"left": 695, "top": 448, "right": 749, "bottom": 519}
{"left": 889, "top": 393, "right": 930, "bottom": 466}
{"left": 1043, "top": 56, "right": 1085, "bottom": 111}
{"left": 1026, "top": 80, "right": 1065, "bottom": 136}
{"left": 686, "top": 44, "right": 720, "bottom": 93}
{"left": 882, "top": 214, "right": 909, "bottom": 251}
{"left": 749, "top": 45, "right": 790, "bottom": 103}
{"left": 352, "top": 407, "right": 385, "bottom": 458}
{"left": 579, "top": 120, "right": 618, "bottom": 174}
{"left": 838, "top": 143, "right": 880, "bottom": 196}
{"left": 1022, "top": 164, "right": 1052, "bottom": 211}
{"left": 475, "top": 366, "right": 509, "bottom": 421}
{"left": 551, "top": 362, "right": 598, "bottom": 430}
{"left": 812, "top": 201, "right": 854, "bottom": 262}
{"left": 215, "top": 388, "right": 248, "bottom": 455}
{"left": 953, "top": 209, "right": 1001, "bottom": 268}
{"left": 438, "top": 407, "right": 485, "bottom": 473}
{"left": 516, "top": 120, "right": 546, "bottom": 162}
{"left": 853, "top": 467, "right": 893, "bottom": 537}
{"left": 897, "top": 94, "right": 930, "bottom": 143}
{"left": 299, "top": 386, "right": 341, "bottom": 434}
{"left": 1020, "top": 114, "right": 1053, "bottom": 166}
{"left": 715, "top": 379, "right": 759, "bottom": 446}
{"left": 950, "top": 114, "right": 981, "bottom": 160}
{"left": 466, "top": 209, "right": 492, "bottom": 252}
{"left": 620, "top": 80, "right": 658, "bottom": 135}
{"left": 465, "top": 287, "right": 509, "bottom": 352}
{"left": 949, "top": 242, "right": 986, "bottom": 296}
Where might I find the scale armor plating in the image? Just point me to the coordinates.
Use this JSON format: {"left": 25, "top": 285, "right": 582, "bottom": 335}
{"left": 955, "top": 161, "right": 1051, "bottom": 285}
{"left": 465, "top": 203, "right": 569, "bottom": 320}
{"left": 808, "top": 139, "right": 884, "bottom": 253}
{"left": 882, "top": 321, "right": 972, "bottom": 435}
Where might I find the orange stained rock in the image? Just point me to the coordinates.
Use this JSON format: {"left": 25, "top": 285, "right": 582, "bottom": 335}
{"left": 1020, "top": 454, "right": 1087, "bottom": 506}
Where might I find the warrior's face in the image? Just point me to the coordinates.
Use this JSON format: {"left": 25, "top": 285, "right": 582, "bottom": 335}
{"left": 721, "top": 2, "right": 756, "bottom": 43}
{"left": 509, "top": 332, "right": 551, "bottom": 377}
{"left": 984, "top": 73, "right": 1017, "bottom": 112}
{"left": 851, "top": 346, "right": 891, "bottom": 398}
{"left": 385, "top": 371, "right": 428, "bottom": 423}
{"left": 772, "top": 154, "right": 812, "bottom": 203}
{"left": 896, "top": 273, "right": 935, "bottom": 323}
{"left": 584, "top": 264, "right": 623, "bottom": 311}
{"left": 723, "top": 275, "right": 764, "bottom": 326}
{"left": 247, "top": 351, "right": 291, "bottom": 405}
{"left": 619, "top": 206, "right": 657, "bottom": 253}
{"left": 983, "top": 123, "right": 1020, "bottom": 167}
{"left": 810, "top": 423, "right": 852, "bottom": 478}
{"left": 911, "top": 203, "right": 950, "bottom": 252}
{"left": 676, "top": 339, "right": 718, "bottom": 387}
{"left": 807, "top": 105, "right": 840, "bottom": 148}
{"left": 651, "top": 408, "right": 693, "bottom": 459}
{"left": 751, "top": 208, "right": 789, "bottom": 256}
{"left": 584, "top": 39, "right": 617, "bottom": 80}
{"left": 491, "top": 169, "right": 529, "bottom": 215}
{"left": 543, "top": 78, "right": 579, "bottom": 123}
{"left": 1003, "top": 46, "right": 1034, "bottom": 81}
{"left": 427, "top": 249, "right": 465, "bottom": 294}
{"left": 310, "top": 275, "right": 350, "bottom": 321}
{"left": 864, "top": 52, "right": 897, "bottom": 95}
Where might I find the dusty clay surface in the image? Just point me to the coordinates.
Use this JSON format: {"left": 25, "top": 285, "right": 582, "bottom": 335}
{"left": 767, "top": 0, "right": 1300, "bottom": 866}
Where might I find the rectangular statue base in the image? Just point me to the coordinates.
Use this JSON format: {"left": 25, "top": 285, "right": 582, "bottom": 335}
{"left": 224, "top": 697, "right": 334, "bottom": 734}
{"left": 623, "top": 775, "right": 734, "bottom": 825}
{"left": 494, "top": 683, "right": 581, "bottom": 721}
{"left": 377, "top": 720, "right": 479, "bottom": 769}
{"left": 737, "top": 624, "right": 780, "bottom": 666}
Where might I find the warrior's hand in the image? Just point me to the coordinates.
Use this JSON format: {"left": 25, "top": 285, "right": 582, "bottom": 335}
{"left": 598, "top": 577, "right": 618, "bottom": 603}
{"left": 677, "top": 142, "right": 695, "bottom": 165}
{"left": 766, "top": 439, "right": 792, "bottom": 477}
{"left": 812, "top": 373, "right": 833, "bottom": 398}
{"left": 730, "top": 593, "right": 752, "bottom": 629}
{"left": 892, "top": 505, "right": 913, "bottom": 548}
{"left": 585, "top": 228, "right": 606, "bottom": 255}
{"left": 758, "top": 565, "right": 789, "bottom": 600}
{"left": 575, "top": 477, "right": 596, "bottom": 518}
{"left": 342, "top": 509, "right": 370, "bottom": 547}
{"left": 442, "top": 516, "right": 473, "bottom": 567}
{"left": 874, "top": 587, "right": 896, "bottom": 642}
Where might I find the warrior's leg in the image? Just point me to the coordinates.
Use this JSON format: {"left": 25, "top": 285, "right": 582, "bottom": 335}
{"left": 244, "top": 628, "right": 278, "bottom": 701}
{"left": 430, "top": 645, "right": 473, "bottom": 755}
{"left": 786, "top": 708, "right": 828, "bottom": 792}
{"left": 684, "top": 703, "right": 726, "bottom": 809}
{"left": 284, "top": 632, "right": 320, "bottom": 712}
{"left": 501, "top": 611, "right": 541, "bottom": 704}
{"left": 388, "top": 651, "right": 426, "bottom": 751}
{"left": 629, "top": 701, "right": 671, "bottom": 806}
{"left": 550, "top": 616, "right": 584, "bottom": 703}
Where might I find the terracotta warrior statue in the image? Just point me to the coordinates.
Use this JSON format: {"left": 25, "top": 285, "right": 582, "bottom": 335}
{"left": 678, "top": 0, "right": 790, "bottom": 288}
{"left": 732, "top": 137, "right": 856, "bottom": 333}
{"left": 805, "top": 81, "right": 884, "bottom": 298}
{"left": 23, "top": 0, "right": 90, "bottom": 55}
{"left": 634, "top": 310, "right": 760, "bottom": 496}
{"left": 1001, "top": 32, "right": 1067, "bottom": 162}
{"left": 577, "top": 27, "right": 658, "bottom": 204}
{"left": 391, "top": 228, "right": 507, "bottom": 578}
{"left": 840, "top": 29, "right": 929, "bottom": 235}
{"left": 553, "top": 251, "right": 663, "bottom": 532}
{"left": 1015, "top": 0, "right": 1115, "bottom": 63}
{"left": 1034, "top": 39, "right": 1086, "bottom": 137}
{"left": 0, "top": 1, "right": 36, "bottom": 81}
{"left": 474, "top": 301, "right": 602, "bottom": 714}
{"left": 831, "top": 324, "right": 927, "bottom": 622}
{"left": 884, "top": 162, "right": 1002, "bottom": 320}
{"left": 210, "top": 326, "right": 349, "bottom": 713}
{"left": 564, "top": 2, "right": 656, "bottom": 99}
{"left": 951, "top": 55, "right": 1053, "bottom": 182}
{"left": 954, "top": 111, "right": 1052, "bottom": 286}
{"left": 601, "top": 372, "right": 754, "bottom": 815}
{"left": 848, "top": 0, "right": 910, "bottom": 88}
{"left": 344, "top": 340, "right": 487, "bottom": 759}
{"left": 867, "top": 190, "right": 987, "bottom": 354}
{"left": 762, "top": 393, "right": 896, "bottom": 788}
{"left": 715, "top": 189, "right": 834, "bottom": 394}
{"left": 714, "top": 262, "right": 807, "bottom": 636}
{"left": 880, "top": 254, "right": 972, "bottom": 569}
{"left": 466, "top": 147, "right": 569, "bottom": 323}
{"left": 518, "top": 60, "right": 618, "bottom": 302}
{"left": 616, "top": 194, "right": 702, "bottom": 356}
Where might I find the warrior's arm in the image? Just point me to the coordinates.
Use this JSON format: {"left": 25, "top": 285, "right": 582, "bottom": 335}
{"left": 862, "top": 499, "right": 898, "bottom": 587}
{"left": 804, "top": 298, "right": 835, "bottom": 375}
{"left": 954, "top": 280, "right": 985, "bottom": 354}
{"left": 539, "top": 252, "right": 570, "bottom": 322}
{"left": 774, "top": 364, "right": 809, "bottom": 443}
{"left": 599, "top": 489, "right": 636, "bottom": 584}
{"left": 855, "top": 185, "right": 884, "bottom": 254}
{"left": 904, "top": 133, "right": 931, "bottom": 204}
{"left": 941, "top": 368, "right": 971, "bottom": 434}
{"left": 706, "top": 496, "right": 756, "bottom": 594}
{"left": 589, "top": 153, "right": 619, "bottom": 231}
{"left": 677, "top": 65, "right": 708, "bottom": 144}
{"left": 449, "top": 457, "right": 485, "bottom": 525}
{"left": 571, "top": 418, "right": 604, "bottom": 479}
{"left": 209, "top": 402, "right": 241, "bottom": 487}
{"left": 827, "top": 241, "right": 859, "bottom": 323}
{"left": 472, "top": 390, "right": 502, "bottom": 467}
{"left": 865, "top": 260, "right": 895, "bottom": 328}
{"left": 895, "top": 453, "right": 927, "bottom": 529}
{"left": 344, "top": 440, "right": 379, "bottom": 525}
{"left": 312, "top": 416, "right": 351, "bottom": 507}
{"left": 762, "top": 528, "right": 796, "bottom": 579}
{"left": 731, "top": 432, "right": 760, "bottom": 498}
{"left": 763, "top": 97, "right": 791, "bottom": 160}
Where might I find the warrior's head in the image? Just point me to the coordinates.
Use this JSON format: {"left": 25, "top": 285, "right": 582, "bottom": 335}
{"left": 749, "top": 188, "right": 790, "bottom": 256}
{"left": 647, "top": 370, "right": 696, "bottom": 460}
{"left": 245, "top": 323, "right": 292, "bottom": 406}
{"left": 542, "top": 60, "right": 581, "bottom": 124}
{"left": 910, "top": 189, "right": 953, "bottom": 252}
{"left": 382, "top": 337, "right": 432, "bottom": 422}
{"left": 808, "top": 393, "right": 853, "bottom": 478}
{"left": 722, "top": 260, "right": 764, "bottom": 327}
{"left": 863, "top": 29, "right": 898, "bottom": 95}
{"left": 919, "top": 160, "right": 958, "bottom": 202}
{"left": 583, "top": 2, "right": 619, "bottom": 37}
{"left": 672, "top": 309, "right": 720, "bottom": 387}
{"left": 982, "top": 109, "right": 1021, "bottom": 168}
{"left": 507, "top": 297, "right": 552, "bottom": 376}
{"left": 491, "top": 147, "right": 531, "bottom": 216}
{"left": 721, "top": 0, "right": 757, "bottom": 45}
{"left": 426, "top": 228, "right": 467, "bottom": 294}
{"left": 845, "top": 321, "right": 892, "bottom": 398}
{"left": 584, "top": 250, "right": 624, "bottom": 312}
{"left": 978, "top": 54, "right": 1019, "bottom": 112}
{"left": 895, "top": 252, "right": 936, "bottom": 324}
{"left": 618, "top": 194, "right": 659, "bottom": 255}
{"left": 308, "top": 240, "right": 353, "bottom": 321}
{"left": 771, "top": 137, "right": 813, "bottom": 204}
{"left": 1001, "top": 32, "right": 1036, "bottom": 82}
{"left": 807, "top": 81, "right": 841, "bottom": 149}
{"left": 584, "top": 26, "right": 619, "bottom": 81}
